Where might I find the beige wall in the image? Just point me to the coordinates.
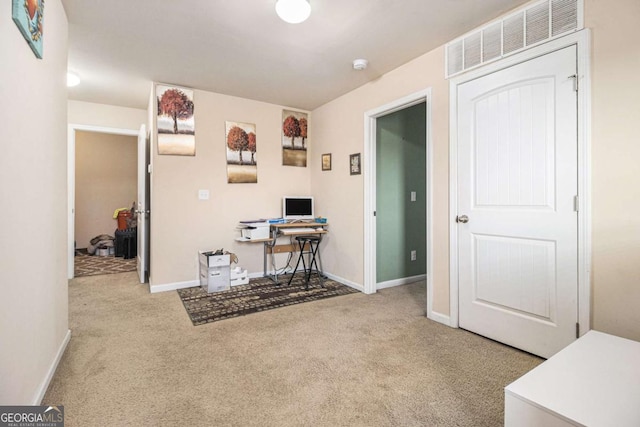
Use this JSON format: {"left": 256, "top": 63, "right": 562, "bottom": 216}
{"left": 149, "top": 91, "right": 311, "bottom": 288}
{"left": 68, "top": 100, "right": 147, "bottom": 130}
{"left": 311, "top": 47, "right": 450, "bottom": 312}
{"left": 586, "top": 0, "right": 640, "bottom": 340}
{"left": 75, "top": 131, "right": 137, "bottom": 248}
{"left": 0, "top": 0, "right": 69, "bottom": 404}
{"left": 62, "top": 1, "right": 640, "bottom": 341}
{"left": 312, "top": 0, "right": 640, "bottom": 340}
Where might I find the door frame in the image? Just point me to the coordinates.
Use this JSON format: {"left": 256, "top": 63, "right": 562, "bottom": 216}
{"left": 448, "top": 30, "right": 592, "bottom": 334}
{"left": 363, "top": 89, "right": 434, "bottom": 308}
{"left": 67, "top": 124, "right": 140, "bottom": 279}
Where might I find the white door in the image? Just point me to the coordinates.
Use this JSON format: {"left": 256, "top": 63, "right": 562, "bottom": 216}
{"left": 136, "top": 124, "right": 149, "bottom": 283}
{"left": 457, "top": 46, "right": 578, "bottom": 358}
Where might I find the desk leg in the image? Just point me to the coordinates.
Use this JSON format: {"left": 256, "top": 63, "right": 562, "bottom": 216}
{"left": 316, "top": 234, "right": 325, "bottom": 278}
{"left": 264, "top": 229, "right": 280, "bottom": 284}
{"left": 263, "top": 241, "right": 268, "bottom": 278}
{"left": 272, "top": 237, "right": 279, "bottom": 284}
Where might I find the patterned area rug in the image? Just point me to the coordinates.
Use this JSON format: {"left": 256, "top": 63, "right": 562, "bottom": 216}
{"left": 74, "top": 251, "right": 137, "bottom": 277}
{"left": 177, "top": 274, "right": 359, "bottom": 326}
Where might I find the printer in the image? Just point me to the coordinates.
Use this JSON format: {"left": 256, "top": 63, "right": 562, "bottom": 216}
{"left": 239, "top": 221, "right": 270, "bottom": 240}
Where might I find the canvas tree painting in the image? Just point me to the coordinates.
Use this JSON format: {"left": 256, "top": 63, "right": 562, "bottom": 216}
{"left": 282, "top": 110, "right": 308, "bottom": 167}
{"left": 226, "top": 121, "right": 257, "bottom": 183}
{"left": 156, "top": 85, "right": 195, "bottom": 156}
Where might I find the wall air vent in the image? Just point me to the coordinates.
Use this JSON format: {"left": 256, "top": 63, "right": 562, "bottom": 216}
{"left": 482, "top": 23, "right": 502, "bottom": 62}
{"left": 445, "top": 0, "right": 582, "bottom": 78}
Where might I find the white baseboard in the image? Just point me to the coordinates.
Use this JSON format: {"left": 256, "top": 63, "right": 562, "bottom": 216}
{"left": 323, "top": 272, "right": 364, "bottom": 293}
{"left": 151, "top": 270, "right": 268, "bottom": 292}
{"left": 149, "top": 279, "right": 198, "bottom": 293}
{"left": 149, "top": 271, "right": 365, "bottom": 294}
{"left": 252, "top": 270, "right": 364, "bottom": 293}
{"left": 33, "top": 329, "right": 71, "bottom": 405}
{"left": 376, "top": 274, "right": 426, "bottom": 290}
{"left": 250, "top": 267, "right": 298, "bottom": 279}
{"left": 428, "top": 310, "right": 451, "bottom": 327}
{"left": 150, "top": 272, "right": 276, "bottom": 293}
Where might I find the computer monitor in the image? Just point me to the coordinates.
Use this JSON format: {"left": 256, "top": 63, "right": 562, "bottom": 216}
{"left": 283, "top": 196, "right": 314, "bottom": 221}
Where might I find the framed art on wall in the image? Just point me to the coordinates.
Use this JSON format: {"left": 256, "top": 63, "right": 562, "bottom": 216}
{"left": 282, "top": 110, "right": 308, "bottom": 167}
{"left": 321, "top": 153, "right": 331, "bottom": 171}
{"left": 156, "top": 85, "right": 196, "bottom": 156}
{"left": 350, "top": 153, "right": 361, "bottom": 175}
{"left": 12, "top": 0, "right": 44, "bottom": 59}
{"left": 226, "top": 121, "right": 257, "bottom": 183}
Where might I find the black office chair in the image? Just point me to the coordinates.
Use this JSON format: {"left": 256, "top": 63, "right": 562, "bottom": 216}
{"left": 287, "top": 235, "right": 324, "bottom": 290}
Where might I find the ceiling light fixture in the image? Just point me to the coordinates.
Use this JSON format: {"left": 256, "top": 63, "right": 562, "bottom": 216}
{"left": 67, "top": 72, "right": 80, "bottom": 87}
{"left": 275, "top": 0, "right": 311, "bottom": 24}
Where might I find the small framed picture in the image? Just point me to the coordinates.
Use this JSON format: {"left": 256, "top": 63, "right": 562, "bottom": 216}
{"left": 321, "top": 153, "right": 332, "bottom": 171}
{"left": 350, "top": 153, "right": 361, "bottom": 175}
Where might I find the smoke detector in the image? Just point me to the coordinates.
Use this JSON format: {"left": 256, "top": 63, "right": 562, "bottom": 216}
{"left": 352, "top": 59, "right": 368, "bottom": 71}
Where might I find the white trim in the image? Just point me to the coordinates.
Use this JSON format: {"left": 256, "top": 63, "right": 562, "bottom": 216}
{"left": 576, "top": 30, "right": 592, "bottom": 335}
{"left": 448, "top": 30, "right": 592, "bottom": 332}
{"left": 149, "top": 272, "right": 365, "bottom": 293}
{"left": 250, "top": 271, "right": 364, "bottom": 293}
{"left": 33, "top": 329, "right": 71, "bottom": 405}
{"left": 424, "top": 93, "right": 435, "bottom": 324}
{"left": 149, "top": 279, "right": 198, "bottom": 293}
{"left": 67, "top": 128, "right": 75, "bottom": 280}
{"left": 323, "top": 272, "right": 364, "bottom": 293}
{"left": 449, "top": 78, "right": 460, "bottom": 328}
{"left": 377, "top": 274, "right": 426, "bottom": 290}
{"left": 67, "top": 124, "right": 139, "bottom": 279}
{"left": 428, "top": 311, "right": 451, "bottom": 327}
{"left": 363, "top": 109, "right": 377, "bottom": 295}
{"left": 249, "top": 271, "right": 266, "bottom": 279}
{"left": 363, "top": 89, "right": 434, "bottom": 307}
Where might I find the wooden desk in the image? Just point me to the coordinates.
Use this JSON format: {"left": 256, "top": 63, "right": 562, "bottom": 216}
{"left": 264, "top": 222, "right": 328, "bottom": 283}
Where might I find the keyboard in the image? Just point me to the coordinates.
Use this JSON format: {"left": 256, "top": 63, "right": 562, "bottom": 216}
{"left": 280, "top": 227, "right": 320, "bottom": 235}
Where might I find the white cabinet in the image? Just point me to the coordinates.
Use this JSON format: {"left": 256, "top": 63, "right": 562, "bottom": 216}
{"left": 505, "top": 331, "right": 640, "bottom": 427}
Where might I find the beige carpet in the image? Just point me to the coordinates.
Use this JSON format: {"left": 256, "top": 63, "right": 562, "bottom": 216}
{"left": 44, "top": 272, "right": 541, "bottom": 426}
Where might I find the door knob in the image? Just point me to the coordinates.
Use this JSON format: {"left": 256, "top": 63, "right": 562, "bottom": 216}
{"left": 456, "top": 215, "right": 469, "bottom": 224}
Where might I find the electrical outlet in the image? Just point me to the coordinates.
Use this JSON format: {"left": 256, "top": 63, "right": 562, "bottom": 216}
{"left": 410, "top": 250, "right": 416, "bottom": 261}
{"left": 411, "top": 191, "right": 416, "bottom": 202}
{"left": 198, "top": 189, "right": 210, "bottom": 200}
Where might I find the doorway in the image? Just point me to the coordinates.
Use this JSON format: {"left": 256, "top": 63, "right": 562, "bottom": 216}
{"left": 67, "top": 125, "right": 140, "bottom": 279}
{"left": 375, "top": 102, "right": 427, "bottom": 288}
{"left": 74, "top": 130, "right": 138, "bottom": 277}
{"left": 364, "top": 89, "right": 433, "bottom": 306}
{"left": 449, "top": 31, "right": 592, "bottom": 358}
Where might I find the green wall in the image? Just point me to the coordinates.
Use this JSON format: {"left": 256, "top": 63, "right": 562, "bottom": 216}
{"left": 376, "top": 102, "right": 427, "bottom": 283}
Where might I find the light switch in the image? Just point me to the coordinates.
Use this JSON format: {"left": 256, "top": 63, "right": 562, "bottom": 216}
{"left": 198, "top": 189, "right": 210, "bottom": 200}
{"left": 410, "top": 191, "right": 416, "bottom": 202}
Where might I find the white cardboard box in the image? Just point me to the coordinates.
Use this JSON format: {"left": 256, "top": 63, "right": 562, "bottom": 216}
{"left": 199, "top": 251, "right": 231, "bottom": 293}
{"left": 230, "top": 268, "right": 249, "bottom": 286}
{"left": 199, "top": 251, "right": 231, "bottom": 267}
{"left": 200, "top": 267, "right": 230, "bottom": 293}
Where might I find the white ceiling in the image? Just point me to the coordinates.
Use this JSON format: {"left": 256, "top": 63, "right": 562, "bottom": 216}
{"left": 62, "top": 0, "right": 529, "bottom": 111}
